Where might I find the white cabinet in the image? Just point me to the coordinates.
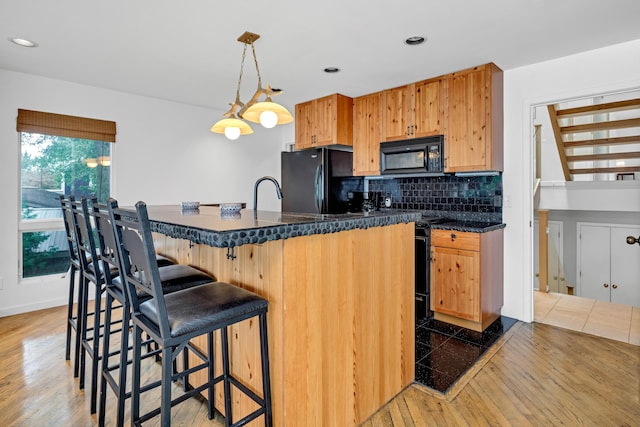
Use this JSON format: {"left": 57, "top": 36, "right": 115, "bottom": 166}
{"left": 578, "top": 223, "right": 640, "bottom": 306}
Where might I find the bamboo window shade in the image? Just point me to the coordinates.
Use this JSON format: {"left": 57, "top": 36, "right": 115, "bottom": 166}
{"left": 16, "top": 109, "right": 116, "bottom": 142}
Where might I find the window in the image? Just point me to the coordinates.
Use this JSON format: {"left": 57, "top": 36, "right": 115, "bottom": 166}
{"left": 17, "top": 109, "right": 116, "bottom": 279}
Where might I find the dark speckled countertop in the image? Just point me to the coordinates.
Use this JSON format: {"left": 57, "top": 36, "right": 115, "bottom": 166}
{"left": 145, "top": 205, "right": 422, "bottom": 248}
{"left": 431, "top": 220, "right": 506, "bottom": 233}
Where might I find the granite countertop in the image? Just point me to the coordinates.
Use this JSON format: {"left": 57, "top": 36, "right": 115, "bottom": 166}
{"left": 145, "top": 205, "right": 422, "bottom": 248}
{"left": 431, "top": 220, "right": 506, "bottom": 233}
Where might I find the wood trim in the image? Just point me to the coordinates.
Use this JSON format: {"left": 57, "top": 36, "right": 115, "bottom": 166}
{"left": 564, "top": 135, "right": 640, "bottom": 148}
{"left": 546, "top": 105, "right": 572, "bottom": 181}
{"left": 538, "top": 210, "right": 549, "bottom": 292}
{"left": 569, "top": 166, "right": 640, "bottom": 174}
{"left": 566, "top": 151, "right": 640, "bottom": 162}
{"left": 555, "top": 98, "right": 640, "bottom": 119}
{"left": 16, "top": 109, "right": 116, "bottom": 142}
{"left": 560, "top": 117, "right": 640, "bottom": 134}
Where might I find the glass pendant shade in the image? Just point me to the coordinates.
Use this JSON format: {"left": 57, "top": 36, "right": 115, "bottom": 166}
{"left": 259, "top": 110, "right": 278, "bottom": 128}
{"left": 210, "top": 116, "right": 254, "bottom": 140}
{"left": 243, "top": 101, "right": 294, "bottom": 128}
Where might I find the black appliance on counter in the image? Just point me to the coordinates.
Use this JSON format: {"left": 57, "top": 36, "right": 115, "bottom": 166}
{"left": 415, "top": 216, "right": 448, "bottom": 321}
{"left": 281, "top": 148, "right": 364, "bottom": 214}
{"left": 380, "top": 135, "right": 444, "bottom": 176}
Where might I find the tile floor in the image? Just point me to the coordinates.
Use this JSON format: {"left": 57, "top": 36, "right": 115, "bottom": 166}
{"left": 534, "top": 291, "right": 640, "bottom": 346}
{"left": 414, "top": 316, "right": 517, "bottom": 393}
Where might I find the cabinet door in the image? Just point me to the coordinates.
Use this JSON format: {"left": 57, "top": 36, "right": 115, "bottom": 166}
{"left": 579, "top": 224, "right": 612, "bottom": 302}
{"left": 414, "top": 78, "right": 443, "bottom": 138}
{"left": 430, "top": 246, "right": 480, "bottom": 321}
{"left": 295, "top": 100, "right": 315, "bottom": 149}
{"left": 445, "top": 67, "right": 488, "bottom": 171}
{"left": 382, "top": 85, "right": 413, "bottom": 141}
{"left": 353, "top": 92, "right": 382, "bottom": 176}
{"left": 314, "top": 95, "right": 335, "bottom": 146}
{"left": 610, "top": 226, "right": 640, "bottom": 306}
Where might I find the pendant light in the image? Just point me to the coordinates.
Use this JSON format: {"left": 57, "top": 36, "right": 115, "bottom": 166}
{"left": 211, "top": 32, "right": 293, "bottom": 139}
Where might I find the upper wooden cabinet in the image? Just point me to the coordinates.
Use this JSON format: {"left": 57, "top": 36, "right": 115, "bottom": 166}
{"left": 353, "top": 92, "right": 383, "bottom": 176}
{"left": 295, "top": 93, "right": 353, "bottom": 149}
{"left": 443, "top": 63, "right": 503, "bottom": 172}
{"left": 381, "top": 78, "right": 444, "bottom": 142}
{"left": 382, "top": 85, "right": 412, "bottom": 141}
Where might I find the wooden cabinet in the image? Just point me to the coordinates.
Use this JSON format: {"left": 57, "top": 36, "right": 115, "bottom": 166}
{"left": 444, "top": 63, "right": 503, "bottom": 172}
{"left": 295, "top": 93, "right": 353, "bottom": 149}
{"left": 353, "top": 92, "right": 383, "bottom": 175}
{"left": 382, "top": 84, "right": 412, "bottom": 141}
{"left": 381, "top": 78, "right": 444, "bottom": 143}
{"left": 153, "top": 222, "right": 415, "bottom": 426}
{"left": 430, "top": 228, "right": 503, "bottom": 332}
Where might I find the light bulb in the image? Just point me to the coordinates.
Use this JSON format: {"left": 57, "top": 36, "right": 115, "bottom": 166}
{"left": 259, "top": 110, "right": 278, "bottom": 128}
{"left": 224, "top": 126, "right": 241, "bottom": 140}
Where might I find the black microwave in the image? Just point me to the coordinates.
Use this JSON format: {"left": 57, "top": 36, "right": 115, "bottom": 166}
{"left": 380, "top": 135, "right": 445, "bottom": 176}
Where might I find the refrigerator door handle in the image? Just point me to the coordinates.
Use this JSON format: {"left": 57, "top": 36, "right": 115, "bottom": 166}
{"left": 314, "top": 163, "right": 323, "bottom": 213}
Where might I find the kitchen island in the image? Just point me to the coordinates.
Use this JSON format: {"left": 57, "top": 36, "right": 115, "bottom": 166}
{"left": 148, "top": 205, "right": 420, "bottom": 426}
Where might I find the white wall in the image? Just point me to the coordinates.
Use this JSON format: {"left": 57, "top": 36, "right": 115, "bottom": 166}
{"left": 3, "top": 38, "right": 640, "bottom": 320}
{"left": 0, "top": 69, "right": 285, "bottom": 316}
{"left": 502, "top": 39, "right": 640, "bottom": 322}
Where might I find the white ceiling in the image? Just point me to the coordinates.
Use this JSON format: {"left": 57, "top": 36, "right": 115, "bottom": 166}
{"left": 2, "top": 0, "right": 640, "bottom": 114}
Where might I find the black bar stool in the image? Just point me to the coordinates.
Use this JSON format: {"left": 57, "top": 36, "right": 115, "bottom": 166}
{"left": 109, "top": 199, "right": 272, "bottom": 427}
{"left": 93, "top": 198, "right": 217, "bottom": 426}
{"left": 59, "top": 195, "right": 84, "bottom": 378}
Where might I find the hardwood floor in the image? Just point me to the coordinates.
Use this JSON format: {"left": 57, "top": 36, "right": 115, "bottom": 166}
{"left": 1, "top": 304, "right": 639, "bottom": 426}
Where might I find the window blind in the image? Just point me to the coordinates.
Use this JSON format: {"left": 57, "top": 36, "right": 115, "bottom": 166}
{"left": 16, "top": 109, "right": 116, "bottom": 142}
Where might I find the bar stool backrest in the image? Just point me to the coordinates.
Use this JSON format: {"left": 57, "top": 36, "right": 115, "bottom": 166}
{"left": 108, "top": 199, "right": 171, "bottom": 339}
{"left": 60, "top": 195, "right": 82, "bottom": 271}
{"left": 90, "top": 200, "right": 121, "bottom": 290}
{"left": 71, "top": 198, "right": 103, "bottom": 287}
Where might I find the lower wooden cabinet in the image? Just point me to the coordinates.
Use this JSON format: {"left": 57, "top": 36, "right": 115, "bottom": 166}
{"left": 430, "top": 228, "right": 503, "bottom": 332}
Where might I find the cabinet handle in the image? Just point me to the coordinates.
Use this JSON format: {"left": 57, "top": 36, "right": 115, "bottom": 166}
{"left": 450, "top": 233, "right": 456, "bottom": 240}
{"left": 553, "top": 276, "right": 558, "bottom": 280}
{"left": 612, "top": 284, "right": 618, "bottom": 289}
{"left": 406, "top": 125, "right": 410, "bottom": 136}
{"left": 560, "top": 277, "right": 565, "bottom": 282}
{"left": 603, "top": 283, "right": 609, "bottom": 288}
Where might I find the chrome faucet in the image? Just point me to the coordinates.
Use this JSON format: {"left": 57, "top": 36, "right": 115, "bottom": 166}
{"left": 253, "top": 176, "right": 283, "bottom": 211}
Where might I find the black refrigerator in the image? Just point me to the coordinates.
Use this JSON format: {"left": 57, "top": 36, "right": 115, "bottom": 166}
{"left": 281, "top": 148, "right": 364, "bottom": 214}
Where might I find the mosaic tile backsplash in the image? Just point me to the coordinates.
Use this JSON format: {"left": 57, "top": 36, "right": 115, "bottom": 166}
{"left": 368, "top": 174, "right": 503, "bottom": 222}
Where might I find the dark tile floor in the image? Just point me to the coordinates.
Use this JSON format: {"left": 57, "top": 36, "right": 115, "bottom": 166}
{"left": 415, "top": 316, "right": 517, "bottom": 393}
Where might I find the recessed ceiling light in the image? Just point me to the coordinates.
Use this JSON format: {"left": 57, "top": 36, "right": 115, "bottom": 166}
{"left": 323, "top": 67, "right": 340, "bottom": 73}
{"left": 9, "top": 37, "right": 38, "bottom": 48}
{"left": 405, "top": 36, "right": 425, "bottom": 46}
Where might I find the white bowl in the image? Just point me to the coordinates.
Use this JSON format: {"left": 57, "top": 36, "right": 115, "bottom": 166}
{"left": 219, "top": 203, "right": 242, "bottom": 214}
{"left": 181, "top": 201, "right": 200, "bottom": 210}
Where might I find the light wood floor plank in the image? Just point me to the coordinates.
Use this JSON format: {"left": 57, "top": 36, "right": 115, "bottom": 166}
{"left": 2, "top": 304, "right": 640, "bottom": 426}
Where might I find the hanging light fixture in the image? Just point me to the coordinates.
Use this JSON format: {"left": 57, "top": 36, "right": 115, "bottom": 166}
{"left": 211, "top": 31, "right": 293, "bottom": 139}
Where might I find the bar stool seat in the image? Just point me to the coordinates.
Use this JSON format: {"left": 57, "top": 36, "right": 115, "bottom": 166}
{"left": 139, "top": 282, "right": 267, "bottom": 337}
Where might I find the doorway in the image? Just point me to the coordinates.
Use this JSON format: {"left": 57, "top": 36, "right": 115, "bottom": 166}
{"left": 530, "top": 89, "right": 640, "bottom": 339}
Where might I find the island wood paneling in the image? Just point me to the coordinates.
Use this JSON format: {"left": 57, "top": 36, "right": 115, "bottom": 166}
{"left": 153, "top": 222, "right": 415, "bottom": 426}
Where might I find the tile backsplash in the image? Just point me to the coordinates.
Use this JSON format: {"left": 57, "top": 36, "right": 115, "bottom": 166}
{"left": 367, "top": 174, "right": 502, "bottom": 222}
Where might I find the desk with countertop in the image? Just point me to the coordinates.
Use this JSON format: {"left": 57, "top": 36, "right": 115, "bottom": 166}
{"left": 147, "top": 205, "right": 420, "bottom": 426}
